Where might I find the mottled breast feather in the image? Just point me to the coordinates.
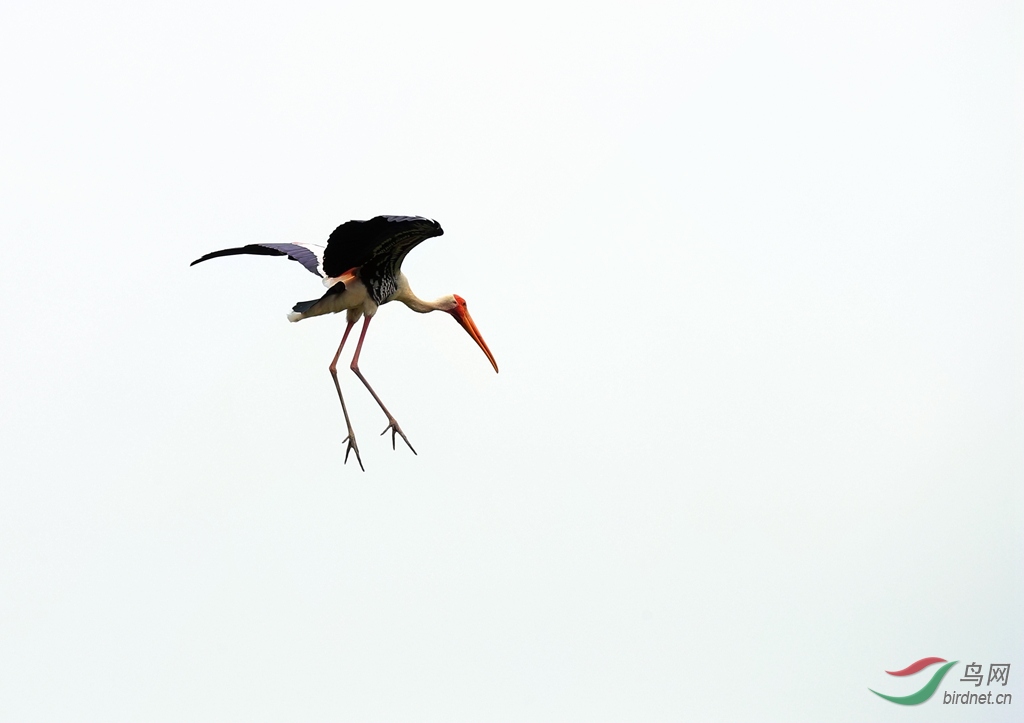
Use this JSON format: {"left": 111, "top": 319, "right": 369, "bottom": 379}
{"left": 322, "top": 216, "right": 443, "bottom": 303}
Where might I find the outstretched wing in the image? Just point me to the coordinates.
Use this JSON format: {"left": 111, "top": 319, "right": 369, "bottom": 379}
{"left": 322, "top": 215, "right": 443, "bottom": 279}
{"left": 190, "top": 242, "right": 325, "bottom": 278}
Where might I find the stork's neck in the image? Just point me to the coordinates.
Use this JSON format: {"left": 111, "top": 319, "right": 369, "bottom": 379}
{"left": 393, "top": 274, "right": 454, "bottom": 314}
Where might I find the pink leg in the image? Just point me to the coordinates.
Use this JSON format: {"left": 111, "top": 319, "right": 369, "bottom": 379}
{"left": 350, "top": 315, "right": 417, "bottom": 455}
{"left": 329, "top": 319, "right": 364, "bottom": 470}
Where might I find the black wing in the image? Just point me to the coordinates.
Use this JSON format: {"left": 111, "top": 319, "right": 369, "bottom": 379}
{"left": 321, "top": 215, "right": 443, "bottom": 279}
{"left": 190, "top": 242, "right": 325, "bottom": 278}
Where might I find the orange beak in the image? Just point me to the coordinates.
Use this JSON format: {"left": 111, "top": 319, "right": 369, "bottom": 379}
{"left": 451, "top": 304, "right": 499, "bottom": 373}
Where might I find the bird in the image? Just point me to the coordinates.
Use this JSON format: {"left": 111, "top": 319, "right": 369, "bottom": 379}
{"left": 190, "top": 215, "right": 498, "bottom": 470}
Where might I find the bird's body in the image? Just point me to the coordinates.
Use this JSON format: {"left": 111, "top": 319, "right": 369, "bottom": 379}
{"left": 191, "top": 215, "right": 497, "bottom": 470}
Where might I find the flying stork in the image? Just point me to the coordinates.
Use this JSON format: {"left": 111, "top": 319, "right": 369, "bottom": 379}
{"left": 191, "top": 215, "right": 498, "bottom": 470}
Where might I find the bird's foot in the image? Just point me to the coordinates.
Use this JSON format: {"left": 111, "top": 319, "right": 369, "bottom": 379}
{"left": 381, "top": 418, "right": 417, "bottom": 455}
{"left": 343, "top": 431, "right": 365, "bottom": 471}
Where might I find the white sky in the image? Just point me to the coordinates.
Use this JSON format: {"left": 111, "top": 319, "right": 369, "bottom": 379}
{"left": 0, "top": 1, "right": 1020, "bottom": 721}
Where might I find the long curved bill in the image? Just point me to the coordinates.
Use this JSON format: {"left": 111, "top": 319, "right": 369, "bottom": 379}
{"left": 451, "top": 305, "right": 499, "bottom": 373}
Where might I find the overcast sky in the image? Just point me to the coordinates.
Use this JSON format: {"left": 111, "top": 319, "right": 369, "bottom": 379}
{"left": 0, "top": 1, "right": 1021, "bottom": 721}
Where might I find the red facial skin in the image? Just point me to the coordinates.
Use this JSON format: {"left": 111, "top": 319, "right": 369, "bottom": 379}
{"left": 449, "top": 295, "right": 498, "bottom": 373}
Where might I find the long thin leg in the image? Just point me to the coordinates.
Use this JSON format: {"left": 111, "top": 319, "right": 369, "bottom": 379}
{"left": 349, "top": 315, "right": 417, "bottom": 455}
{"left": 330, "top": 319, "right": 364, "bottom": 471}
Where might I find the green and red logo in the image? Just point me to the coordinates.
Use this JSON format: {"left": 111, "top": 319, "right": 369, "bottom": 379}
{"left": 870, "top": 657, "right": 958, "bottom": 705}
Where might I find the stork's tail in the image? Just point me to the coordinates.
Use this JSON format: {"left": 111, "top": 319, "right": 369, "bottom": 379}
{"left": 287, "top": 299, "right": 320, "bottom": 322}
{"left": 286, "top": 280, "right": 351, "bottom": 322}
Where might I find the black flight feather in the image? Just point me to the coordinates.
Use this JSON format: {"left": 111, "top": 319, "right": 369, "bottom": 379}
{"left": 322, "top": 216, "right": 443, "bottom": 280}
{"left": 190, "top": 243, "right": 324, "bottom": 278}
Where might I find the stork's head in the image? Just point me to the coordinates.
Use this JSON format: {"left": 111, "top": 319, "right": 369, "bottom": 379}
{"left": 442, "top": 294, "right": 499, "bottom": 373}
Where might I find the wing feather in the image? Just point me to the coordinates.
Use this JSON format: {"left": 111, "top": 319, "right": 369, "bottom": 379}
{"left": 190, "top": 243, "right": 325, "bottom": 278}
{"left": 322, "top": 216, "right": 443, "bottom": 279}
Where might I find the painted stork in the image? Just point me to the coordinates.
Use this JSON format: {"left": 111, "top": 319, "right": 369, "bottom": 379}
{"left": 190, "top": 215, "right": 498, "bottom": 470}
